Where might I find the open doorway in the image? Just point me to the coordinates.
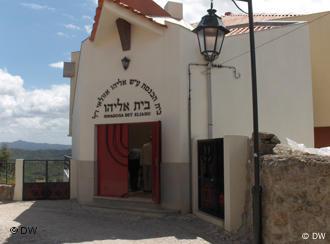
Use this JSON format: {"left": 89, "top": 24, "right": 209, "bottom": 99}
{"left": 97, "top": 122, "right": 161, "bottom": 204}
{"left": 127, "top": 123, "right": 152, "bottom": 200}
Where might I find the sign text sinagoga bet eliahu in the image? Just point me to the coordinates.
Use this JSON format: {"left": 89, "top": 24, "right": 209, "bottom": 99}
{"left": 92, "top": 79, "right": 162, "bottom": 119}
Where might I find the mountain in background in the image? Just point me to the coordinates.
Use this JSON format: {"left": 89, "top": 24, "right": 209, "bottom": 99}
{"left": 0, "top": 140, "right": 71, "bottom": 151}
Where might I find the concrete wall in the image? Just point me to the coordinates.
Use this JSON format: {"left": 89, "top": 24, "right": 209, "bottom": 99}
{"left": 161, "top": 162, "right": 190, "bottom": 213}
{"left": 282, "top": 12, "right": 330, "bottom": 127}
{"left": 224, "top": 136, "right": 250, "bottom": 232}
{"left": 13, "top": 159, "right": 23, "bottom": 201}
{"left": 69, "top": 51, "right": 80, "bottom": 137}
{"left": 76, "top": 160, "right": 95, "bottom": 203}
{"left": 70, "top": 159, "right": 77, "bottom": 199}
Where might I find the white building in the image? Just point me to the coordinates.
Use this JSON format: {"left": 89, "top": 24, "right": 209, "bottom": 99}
{"left": 66, "top": 0, "right": 314, "bottom": 230}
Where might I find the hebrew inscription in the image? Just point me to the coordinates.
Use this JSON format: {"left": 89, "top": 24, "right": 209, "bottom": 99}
{"left": 92, "top": 79, "right": 162, "bottom": 119}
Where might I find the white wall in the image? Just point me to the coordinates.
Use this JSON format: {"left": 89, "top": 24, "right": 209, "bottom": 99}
{"left": 71, "top": 2, "right": 314, "bottom": 210}
{"left": 73, "top": 8, "right": 314, "bottom": 164}
{"left": 69, "top": 51, "right": 80, "bottom": 137}
{"left": 189, "top": 24, "right": 314, "bottom": 146}
{"left": 13, "top": 159, "right": 23, "bottom": 201}
{"left": 223, "top": 136, "right": 249, "bottom": 232}
{"left": 72, "top": 2, "right": 189, "bottom": 164}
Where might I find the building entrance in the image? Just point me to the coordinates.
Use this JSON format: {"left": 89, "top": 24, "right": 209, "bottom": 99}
{"left": 97, "top": 122, "right": 161, "bottom": 203}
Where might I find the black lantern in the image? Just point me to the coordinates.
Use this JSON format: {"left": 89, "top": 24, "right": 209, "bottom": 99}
{"left": 121, "top": 56, "right": 130, "bottom": 70}
{"left": 193, "top": 4, "right": 230, "bottom": 62}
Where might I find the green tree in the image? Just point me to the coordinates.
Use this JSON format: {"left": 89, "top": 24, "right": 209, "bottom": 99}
{"left": 0, "top": 144, "right": 10, "bottom": 161}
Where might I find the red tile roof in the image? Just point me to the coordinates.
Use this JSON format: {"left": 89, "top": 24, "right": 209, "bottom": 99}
{"left": 119, "top": 0, "right": 170, "bottom": 17}
{"left": 226, "top": 25, "right": 277, "bottom": 37}
{"left": 222, "top": 13, "right": 301, "bottom": 36}
{"left": 90, "top": 0, "right": 168, "bottom": 41}
{"left": 222, "top": 13, "right": 301, "bottom": 27}
{"left": 192, "top": 13, "right": 302, "bottom": 37}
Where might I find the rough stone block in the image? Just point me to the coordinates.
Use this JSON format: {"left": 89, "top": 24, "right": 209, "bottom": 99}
{"left": 0, "top": 184, "right": 14, "bottom": 201}
{"left": 260, "top": 154, "right": 330, "bottom": 243}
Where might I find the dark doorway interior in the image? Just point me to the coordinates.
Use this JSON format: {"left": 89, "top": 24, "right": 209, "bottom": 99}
{"left": 128, "top": 123, "right": 152, "bottom": 201}
{"left": 198, "top": 138, "right": 224, "bottom": 219}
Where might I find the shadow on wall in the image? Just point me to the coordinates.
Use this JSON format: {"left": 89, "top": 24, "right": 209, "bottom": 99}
{"left": 4, "top": 200, "right": 241, "bottom": 243}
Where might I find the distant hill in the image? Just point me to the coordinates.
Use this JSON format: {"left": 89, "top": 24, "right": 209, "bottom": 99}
{"left": 8, "top": 149, "right": 71, "bottom": 160}
{"left": 0, "top": 140, "right": 71, "bottom": 151}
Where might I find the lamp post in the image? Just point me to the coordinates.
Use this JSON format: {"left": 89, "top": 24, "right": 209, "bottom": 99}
{"left": 235, "top": 1, "right": 262, "bottom": 243}
{"left": 193, "top": 1, "right": 262, "bottom": 243}
{"left": 192, "top": 1, "right": 230, "bottom": 138}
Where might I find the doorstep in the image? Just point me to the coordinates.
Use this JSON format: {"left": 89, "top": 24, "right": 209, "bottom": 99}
{"left": 82, "top": 196, "right": 179, "bottom": 216}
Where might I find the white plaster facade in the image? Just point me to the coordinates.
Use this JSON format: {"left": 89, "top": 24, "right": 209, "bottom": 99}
{"left": 190, "top": 23, "right": 314, "bottom": 145}
{"left": 69, "top": 0, "right": 314, "bottom": 225}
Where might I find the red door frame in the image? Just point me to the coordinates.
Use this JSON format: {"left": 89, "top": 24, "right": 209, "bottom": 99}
{"left": 97, "top": 121, "right": 161, "bottom": 204}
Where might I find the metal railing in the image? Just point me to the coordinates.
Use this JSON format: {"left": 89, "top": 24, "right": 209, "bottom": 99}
{"left": 23, "top": 159, "right": 71, "bottom": 200}
{"left": 23, "top": 160, "right": 70, "bottom": 183}
{"left": 0, "top": 160, "right": 15, "bottom": 185}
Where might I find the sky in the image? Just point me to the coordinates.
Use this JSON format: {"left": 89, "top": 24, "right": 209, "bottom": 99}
{"left": 0, "top": 0, "right": 329, "bottom": 145}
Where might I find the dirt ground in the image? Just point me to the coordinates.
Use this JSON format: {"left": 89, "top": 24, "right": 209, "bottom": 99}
{"left": 0, "top": 201, "right": 249, "bottom": 244}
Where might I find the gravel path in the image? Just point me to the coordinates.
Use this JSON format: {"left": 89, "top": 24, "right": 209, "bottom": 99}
{"left": 0, "top": 201, "right": 249, "bottom": 244}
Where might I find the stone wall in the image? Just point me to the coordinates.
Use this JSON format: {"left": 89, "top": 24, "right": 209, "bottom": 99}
{"left": 261, "top": 153, "right": 330, "bottom": 243}
{"left": 0, "top": 184, "right": 14, "bottom": 201}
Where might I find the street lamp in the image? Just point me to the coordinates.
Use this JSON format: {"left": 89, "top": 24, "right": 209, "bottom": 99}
{"left": 192, "top": 1, "right": 230, "bottom": 139}
{"left": 193, "top": 2, "right": 230, "bottom": 62}
{"left": 193, "top": 1, "right": 262, "bottom": 244}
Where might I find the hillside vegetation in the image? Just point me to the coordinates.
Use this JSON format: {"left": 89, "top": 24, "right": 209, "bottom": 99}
{"left": 1, "top": 140, "right": 71, "bottom": 151}
{"left": 9, "top": 149, "right": 71, "bottom": 160}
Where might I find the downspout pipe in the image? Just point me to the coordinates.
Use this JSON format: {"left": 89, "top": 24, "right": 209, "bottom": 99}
{"left": 187, "top": 63, "right": 240, "bottom": 213}
{"left": 188, "top": 63, "right": 207, "bottom": 213}
{"left": 206, "top": 62, "right": 213, "bottom": 139}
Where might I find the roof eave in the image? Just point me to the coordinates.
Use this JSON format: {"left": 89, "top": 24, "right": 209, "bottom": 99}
{"left": 90, "top": 0, "right": 167, "bottom": 42}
